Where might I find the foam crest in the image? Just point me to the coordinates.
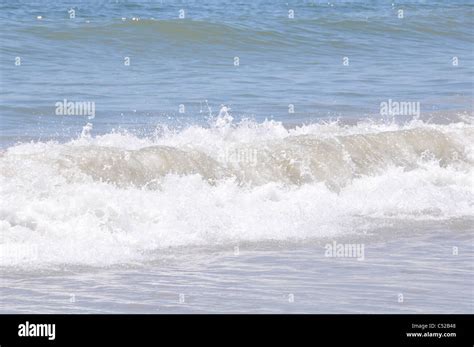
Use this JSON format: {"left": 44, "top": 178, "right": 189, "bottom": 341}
{"left": 1, "top": 116, "right": 473, "bottom": 267}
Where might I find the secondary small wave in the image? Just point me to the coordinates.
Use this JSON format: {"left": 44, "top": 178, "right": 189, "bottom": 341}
{"left": 21, "top": 19, "right": 290, "bottom": 47}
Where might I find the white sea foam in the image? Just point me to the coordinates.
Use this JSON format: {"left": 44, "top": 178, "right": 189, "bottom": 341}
{"left": 1, "top": 114, "right": 473, "bottom": 267}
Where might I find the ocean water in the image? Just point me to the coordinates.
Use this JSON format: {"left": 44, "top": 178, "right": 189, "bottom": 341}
{"left": 0, "top": 1, "right": 473, "bottom": 313}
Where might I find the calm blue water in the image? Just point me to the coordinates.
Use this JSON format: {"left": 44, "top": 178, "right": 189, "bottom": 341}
{"left": 1, "top": 0, "right": 473, "bottom": 144}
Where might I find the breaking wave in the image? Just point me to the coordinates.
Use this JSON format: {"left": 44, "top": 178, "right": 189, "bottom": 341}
{"left": 1, "top": 114, "right": 473, "bottom": 267}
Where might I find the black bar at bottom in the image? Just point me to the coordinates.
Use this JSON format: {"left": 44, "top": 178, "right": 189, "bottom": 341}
{"left": 0, "top": 314, "right": 472, "bottom": 346}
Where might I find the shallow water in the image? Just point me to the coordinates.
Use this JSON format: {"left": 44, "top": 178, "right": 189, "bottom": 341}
{"left": 2, "top": 221, "right": 472, "bottom": 313}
